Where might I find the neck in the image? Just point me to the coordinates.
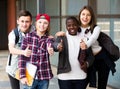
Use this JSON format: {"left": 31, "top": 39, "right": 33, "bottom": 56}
{"left": 81, "top": 24, "right": 89, "bottom": 28}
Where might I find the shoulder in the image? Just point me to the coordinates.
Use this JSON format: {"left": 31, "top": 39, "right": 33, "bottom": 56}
{"left": 94, "top": 25, "right": 101, "bottom": 30}
{"left": 93, "top": 25, "right": 101, "bottom": 33}
{"left": 9, "top": 28, "right": 20, "bottom": 37}
{"left": 8, "top": 30, "right": 14, "bottom": 36}
{"left": 8, "top": 29, "right": 16, "bottom": 44}
{"left": 26, "top": 30, "right": 35, "bottom": 37}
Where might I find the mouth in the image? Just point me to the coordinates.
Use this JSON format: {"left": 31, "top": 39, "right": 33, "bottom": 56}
{"left": 70, "top": 29, "right": 75, "bottom": 32}
{"left": 82, "top": 20, "right": 88, "bottom": 23}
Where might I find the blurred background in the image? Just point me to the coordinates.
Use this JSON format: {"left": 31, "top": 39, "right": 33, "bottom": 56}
{"left": 0, "top": 0, "right": 120, "bottom": 88}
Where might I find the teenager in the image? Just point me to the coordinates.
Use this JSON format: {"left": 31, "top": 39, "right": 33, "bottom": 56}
{"left": 6, "top": 10, "right": 32, "bottom": 89}
{"left": 19, "top": 13, "right": 53, "bottom": 89}
{"left": 78, "top": 5, "right": 116, "bottom": 89}
{"left": 51, "top": 16, "right": 94, "bottom": 89}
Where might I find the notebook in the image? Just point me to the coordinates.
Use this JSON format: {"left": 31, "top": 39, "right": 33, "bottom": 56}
{"left": 15, "top": 62, "right": 37, "bottom": 86}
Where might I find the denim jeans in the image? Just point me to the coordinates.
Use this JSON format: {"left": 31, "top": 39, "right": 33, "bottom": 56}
{"left": 23, "top": 79, "right": 49, "bottom": 89}
{"left": 58, "top": 79, "right": 88, "bottom": 89}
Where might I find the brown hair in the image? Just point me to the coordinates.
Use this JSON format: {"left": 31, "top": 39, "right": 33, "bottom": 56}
{"left": 46, "top": 25, "right": 50, "bottom": 36}
{"left": 78, "top": 5, "right": 97, "bottom": 32}
{"left": 17, "top": 10, "right": 32, "bottom": 21}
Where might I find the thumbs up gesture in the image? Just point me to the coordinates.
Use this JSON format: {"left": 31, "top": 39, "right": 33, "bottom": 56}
{"left": 80, "top": 39, "right": 87, "bottom": 50}
{"left": 24, "top": 45, "right": 32, "bottom": 57}
{"left": 57, "top": 39, "right": 63, "bottom": 52}
{"left": 47, "top": 43, "right": 54, "bottom": 56}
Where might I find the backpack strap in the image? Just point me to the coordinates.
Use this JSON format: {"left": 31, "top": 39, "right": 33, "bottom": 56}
{"left": 14, "top": 28, "right": 19, "bottom": 44}
{"left": 8, "top": 28, "right": 19, "bottom": 65}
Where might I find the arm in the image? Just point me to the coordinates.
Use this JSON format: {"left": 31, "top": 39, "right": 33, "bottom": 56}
{"left": 47, "top": 38, "right": 55, "bottom": 56}
{"left": 8, "top": 31, "right": 31, "bottom": 57}
{"left": 18, "top": 36, "right": 30, "bottom": 85}
{"left": 78, "top": 41, "right": 95, "bottom": 72}
{"left": 55, "top": 31, "right": 66, "bottom": 37}
{"left": 86, "top": 26, "right": 101, "bottom": 48}
{"left": 78, "top": 40, "right": 87, "bottom": 73}
{"left": 79, "top": 40, "right": 87, "bottom": 64}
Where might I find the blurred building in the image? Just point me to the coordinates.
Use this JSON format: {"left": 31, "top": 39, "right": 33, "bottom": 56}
{"left": 0, "top": 0, "right": 120, "bottom": 88}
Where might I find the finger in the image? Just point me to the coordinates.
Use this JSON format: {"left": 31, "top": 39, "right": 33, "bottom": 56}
{"left": 48, "top": 35, "right": 54, "bottom": 38}
{"left": 60, "top": 39, "right": 63, "bottom": 43}
{"left": 47, "top": 43, "right": 52, "bottom": 48}
{"left": 26, "top": 44, "right": 30, "bottom": 50}
{"left": 80, "top": 39, "right": 84, "bottom": 43}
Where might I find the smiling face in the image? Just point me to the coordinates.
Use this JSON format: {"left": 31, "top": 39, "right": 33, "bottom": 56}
{"left": 35, "top": 19, "right": 49, "bottom": 35}
{"left": 17, "top": 16, "right": 32, "bottom": 33}
{"left": 66, "top": 19, "right": 79, "bottom": 35}
{"left": 79, "top": 9, "right": 91, "bottom": 28}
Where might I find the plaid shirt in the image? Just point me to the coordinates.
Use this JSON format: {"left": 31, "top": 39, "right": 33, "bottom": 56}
{"left": 19, "top": 30, "right": 53, "bottom": 80}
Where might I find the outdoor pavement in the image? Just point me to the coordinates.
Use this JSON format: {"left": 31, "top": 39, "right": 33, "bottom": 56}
{"left": 0, "top": 50, "right": 116, "bottom": 89}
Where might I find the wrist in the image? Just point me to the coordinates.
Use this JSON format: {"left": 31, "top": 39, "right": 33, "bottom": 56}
{"left": 22, "top": 50, "right": 25, "bottom": 55}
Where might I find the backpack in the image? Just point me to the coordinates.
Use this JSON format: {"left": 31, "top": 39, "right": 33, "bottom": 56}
{"left": 8, "top": 28, "right": 19, "bottom": 65}
{"left": 98, "top": 32, "right": 120, "bottom": 61}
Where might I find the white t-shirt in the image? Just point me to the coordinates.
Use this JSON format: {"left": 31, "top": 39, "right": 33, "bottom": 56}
{"left": 57, "top": 32, "right": 87, "bottom": 80}
{"left": 6, "top": 28, "right": 25, "bottom": 77}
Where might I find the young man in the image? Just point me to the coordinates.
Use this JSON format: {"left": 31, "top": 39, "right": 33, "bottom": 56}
{"left": 50, "top": 16, "right": 94, "bottom": 89}
{"left": 6, "top": 10, "right": 33, "bottom": 89}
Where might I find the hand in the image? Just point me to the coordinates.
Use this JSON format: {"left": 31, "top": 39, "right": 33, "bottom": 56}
{"left": 57, "top": 40, "right": 63, "bottom": 52}
{"left": 80, "top": 40, "right": 87, "bottom": 50}
{"left": 23, "top": 45, "right": 32, "bottom": 57}
{"left": 55, "top": 31, "right": 66, "bottom": 37}
{"left": 80, "top": 61, "right": 87, "bottom": 73}
{"left": 47, "top": 43, "right": 54, "bottom": 56}
{"left": 20, "top": 77, "right": 28, "bottom": 85}
{"left": 48, "top": 35, "right": 54, "bottom": 38}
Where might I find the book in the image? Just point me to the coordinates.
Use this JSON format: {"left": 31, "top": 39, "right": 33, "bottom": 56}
{"left": 15, "top": 62, "right": 37, "bottom": 86}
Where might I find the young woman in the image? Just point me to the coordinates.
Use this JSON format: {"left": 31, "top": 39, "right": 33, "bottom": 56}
{"left": 18, "top": 13, "right": 53, "bottom": 89}
{"left": 78, "top": 5, "right": 116, "bottom": 89}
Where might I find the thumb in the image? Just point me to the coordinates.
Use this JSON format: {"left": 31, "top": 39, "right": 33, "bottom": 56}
{"left": 80, "top": 39, "right": 84, "bottom": 43}
{"left": 26, "top": 44, "right": 30, "bottom": 50}
{"left": 60, "top": 39, "right": 63, "bottom": 44}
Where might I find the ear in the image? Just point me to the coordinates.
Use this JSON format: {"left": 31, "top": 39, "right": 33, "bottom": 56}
{"left": 31, "top": 21, "right": 33, "bottom": 25}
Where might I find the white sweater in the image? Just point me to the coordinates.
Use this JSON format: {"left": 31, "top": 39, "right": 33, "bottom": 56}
{"left": 80, "top": 26, "right": 102, "bottom": 55}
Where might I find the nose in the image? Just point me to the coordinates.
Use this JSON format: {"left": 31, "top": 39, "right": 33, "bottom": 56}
{"left": 69, "top": 25, "right": 74, "bottom": 29}
{"left": 23, "top": 22, "right": 27, "bottom": 26}
{"left": 84, "top": 15, "right": 88, "bottom": 19}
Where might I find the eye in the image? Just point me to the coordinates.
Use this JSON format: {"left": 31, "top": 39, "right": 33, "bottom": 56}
{"left": 81, "top": 13, "right": 85, "bottom": 16}
{"left": 38, "top": 21, "right": 42, "bottom": 23}
{"left": 87, "top": 13, "right": 91, "bottom": 17}
{"left": 44, "top": 22, "right": 49, "bottom": 25}
{"left": 21, "top": 20, "right": 24, "bottom": 23}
